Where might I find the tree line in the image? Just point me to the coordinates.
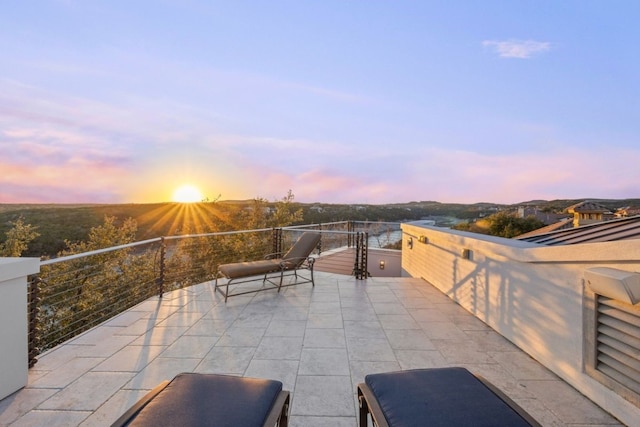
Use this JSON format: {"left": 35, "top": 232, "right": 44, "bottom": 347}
{"left": 5, "top": 196, "right": 638, "bottom": 257}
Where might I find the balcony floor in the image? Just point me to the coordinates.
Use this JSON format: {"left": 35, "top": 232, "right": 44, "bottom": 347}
{"left": 0, "top": 273, "right": 622, "bottom": 426}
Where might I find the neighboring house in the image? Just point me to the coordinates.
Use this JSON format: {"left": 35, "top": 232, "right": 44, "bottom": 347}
{"left": 566, "top": 201, "right": 615, "bottom": 228}
{"left": 517, "top": 206, "right": 571, "bottom": 225}
{"left": 515, "top": 201, "right": 615, "bottom": 240}
{"left": 615, "top": 206, "right": 640, "bottom": 218}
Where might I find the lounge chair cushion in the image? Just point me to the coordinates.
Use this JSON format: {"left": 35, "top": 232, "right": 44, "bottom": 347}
{"left": 218, "top": 259, "right": 281, "bottom": 279}
{"left": 280, "top": 232, "right": 321, "bottom": 267}
{"left": 124, "top": 373, "right": 284, "bottom": 426}
{"left": 364, "top": 367, "right": 533, "bottom": 426}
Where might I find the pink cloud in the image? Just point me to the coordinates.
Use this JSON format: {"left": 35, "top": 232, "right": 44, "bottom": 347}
{"left": 399, "top": 146, "right": 640, "bottom": 204}
{"left": 0, "top": 182, "right": 121, "bottom": 204}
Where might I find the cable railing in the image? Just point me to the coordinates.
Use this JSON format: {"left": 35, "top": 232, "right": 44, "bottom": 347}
{"left": 26, "top": 221, "right": 402, "bottom": 367}
{"left": 353, "top": 221, "right": 403, "bottom": 249}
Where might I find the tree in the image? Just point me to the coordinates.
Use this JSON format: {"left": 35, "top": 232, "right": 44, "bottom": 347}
{"left": 269, "top": 189, "right": 304, "bottom": 227}
{"left": 58, "top": 215, "right": 137, "bottom": 255}
{"left": 487, "top": 211, "right": 545, "bottom": 238}
{"left": 239, "top": 190, "right": 304, "bottom": 230}
{"left": 452, "top": 212, "right": 545, "bottom": 238}
{"left": 0, "top": 217, "right": 40, "bottom": 256}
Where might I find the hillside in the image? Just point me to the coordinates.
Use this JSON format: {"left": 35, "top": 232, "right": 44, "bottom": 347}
{"left": 0, "top": 203, "right": 254, "bottom": 256}
{"left": 1, "top": 198, "right": 638, "bottom": 257}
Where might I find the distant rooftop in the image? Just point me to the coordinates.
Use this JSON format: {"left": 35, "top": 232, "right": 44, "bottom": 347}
{"left": 566, "top": 200, "right": 613, "bottom": 214}
{"left": 516, "top": 215, "right": 640, "bottom": 246}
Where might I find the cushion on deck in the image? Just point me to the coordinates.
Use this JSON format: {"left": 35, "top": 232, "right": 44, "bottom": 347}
{"left": 281, "top": 232, "right": 321, "bottom": 267}
{"left": 218, "top": 259, "right": 281, "bottom": 279}
{"left": 127, "top": 373, "right": 283, "bottom": 427}
{"left": 364, "top": 367, "right": 532, "bottom": 427}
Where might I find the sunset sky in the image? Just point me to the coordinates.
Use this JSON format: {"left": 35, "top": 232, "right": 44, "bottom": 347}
{"left": 2, "top": 1, "right": 639, "bottom": 205}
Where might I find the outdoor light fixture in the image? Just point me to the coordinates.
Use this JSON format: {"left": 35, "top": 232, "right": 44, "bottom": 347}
{"left": 462, "top": 249, "right": 472, "bottom": 260}
{"left": 419, "top": 235, "right": 428, "bottom": 244}
{"left": 407, "top": 237, "right": 413, "bottom": 249}
{"left": 379, "top": 260, "right": 385, "bottom": 270}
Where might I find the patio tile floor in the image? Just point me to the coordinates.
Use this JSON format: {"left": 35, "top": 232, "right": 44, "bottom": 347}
{"left": 0, "top": 273, "right": 623, "bottom": 426}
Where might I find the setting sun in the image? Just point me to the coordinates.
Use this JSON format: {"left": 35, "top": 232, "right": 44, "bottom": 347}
{"left": 172, "top": 184, "right": 204, "bottom": 203}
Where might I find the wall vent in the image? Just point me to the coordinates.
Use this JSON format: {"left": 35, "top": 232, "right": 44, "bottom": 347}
{"left": 585, "top": 290, "right": 640, "bottom": 407}
{"left": 595, "top": 296, "right": 640, "bottom": 394}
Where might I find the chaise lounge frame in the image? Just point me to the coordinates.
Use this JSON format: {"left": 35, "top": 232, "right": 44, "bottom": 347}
{"left": 214, "top": 231, "right": 321, "bottom": 302}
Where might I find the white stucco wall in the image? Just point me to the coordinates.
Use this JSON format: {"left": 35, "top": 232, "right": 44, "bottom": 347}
{"left": 0, "top": 258, "right": 40, "bottom": 400}
{"left": 401, "top": 223, "right": 640, "bottom": 426}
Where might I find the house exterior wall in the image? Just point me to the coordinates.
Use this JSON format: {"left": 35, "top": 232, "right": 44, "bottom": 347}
{"left": 401, "top": 223, "right": 640, "bottom": 426}
{"left": 574, "top": 212, "right": 604, "bottom": 227}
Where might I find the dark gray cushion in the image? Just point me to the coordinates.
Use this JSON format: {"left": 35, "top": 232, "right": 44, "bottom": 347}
{"left": 281, "top": 232, "right": 320, "bottom": 266}
{"left": 218, "top": 259, "right": 281, "bottom": 279}
{"left": 365, "top": 367, "right": 533, "bottom": 427}
{"left": 126, "top": 373, "right": 283, "bottom": 427}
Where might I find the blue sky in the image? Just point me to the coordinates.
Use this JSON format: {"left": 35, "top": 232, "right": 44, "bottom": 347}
{"left": 1, "top": 1, "right": 639, "bottom": 204}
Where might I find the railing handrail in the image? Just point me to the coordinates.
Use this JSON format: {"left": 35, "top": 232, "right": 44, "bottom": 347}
{"left": 39, "top": 237, "right": 163, "bottom": 266}
{"left": 282, "top": 227, "right": 358, "bottom": 235}
{"left": 38, "top": 227, "right": 287, "bottom": 266}
{"left": 352, "top": 220, "right": 403, "bottom": 226}
{"left": 36, "top": 223, "right": 378, "bottom": 267}
{"left": 36, "top": 221, "right": 400, "bottom": 267}
{"left": 162, "top": 227, "right": 274, "bottom": 242}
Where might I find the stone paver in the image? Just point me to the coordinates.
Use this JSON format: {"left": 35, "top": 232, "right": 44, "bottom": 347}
{"left": 0, "top": 273, "right": 622, "bottom": 426}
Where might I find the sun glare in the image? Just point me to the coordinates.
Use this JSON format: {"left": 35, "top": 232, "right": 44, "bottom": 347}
{"left": 172, "top": 184, "right": 204, "bottom": 203}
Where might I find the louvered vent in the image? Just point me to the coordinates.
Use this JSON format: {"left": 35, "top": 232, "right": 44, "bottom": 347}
{"left": 595, "top": 296, "right": 640, "bottom": 397}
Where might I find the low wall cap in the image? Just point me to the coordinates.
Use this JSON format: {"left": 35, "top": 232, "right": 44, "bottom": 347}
{"left": 585, "top": 267, "right": 640, "bottom": 305}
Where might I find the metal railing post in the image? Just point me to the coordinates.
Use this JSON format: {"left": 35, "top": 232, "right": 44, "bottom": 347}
{"left": 353, "top": 231, "right": 361, "bottom": 279}
{"left": 352, "top": 231, "right": 369, "bottom": 280}
{"left": 272, "top": 228, "right": 283, "bottom": 255}
{"left": 28, "top": 277, "right": 41, "bottom": 368}
{"left": 363, "top": 231, "right": 369, "bottom": 278}
{"left": 158, "top": 237, "right": 166, "bottom": 297}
